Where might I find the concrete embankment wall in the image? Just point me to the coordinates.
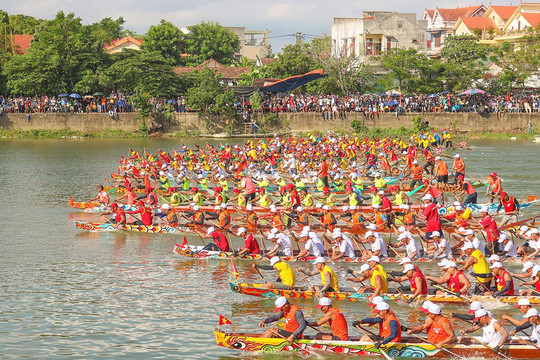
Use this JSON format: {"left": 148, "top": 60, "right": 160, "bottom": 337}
{"left": 1, "top": 111, "right": 539, "bottom": 134}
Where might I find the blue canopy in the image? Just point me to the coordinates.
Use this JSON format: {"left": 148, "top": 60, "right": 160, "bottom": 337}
{"left": 260, "top": 70, "right": 324, "bottom": 93}
{"left": 428, "top": 93, "right": 438, "bottom": 98}
{"left": 58, "top": 93, "right": 68, "bottom": 97}
{"left": 387, "top": 101, "right": 398, "bottom": 106}
{"left": 70, "top": 93, "right": 81, "bottom": 99}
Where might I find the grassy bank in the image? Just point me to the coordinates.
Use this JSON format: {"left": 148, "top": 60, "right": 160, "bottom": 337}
{"left": 0, "top": 128, "right": 201, "bottom": 139}
{"left": 456, "top": 131, "right": 536, "bottom": 140}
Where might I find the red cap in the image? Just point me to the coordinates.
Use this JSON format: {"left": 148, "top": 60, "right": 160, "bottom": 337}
{"left": 145, "top": 186, "right": 153, "bottom": 192}
{"left": 345, "top": 181, "right": 352, "bottom": 187}
{"left": 456, "top": 175, "right": 465, "bottom": 181}
{"left": 214, "top": 186, "right": 222, "bottom": 192}
{"left": 110, "top": 203, "right": 118, "bottom": 209}
{"left": 370, "top": 186, "right": 377, "bottom": 192}
{"left": 286, "top": 183, "right": 294, "bottom": 190}
{"left": 233, "top": 188, "right": 241, "bottom": 194}
{"left": 168, "top": 187, "right": 177, "bottom": 192}
{"left": 422, "top": 179, "right": 429, "bottom": 184}
{"left": 258, "top": 187, "right": 265, "bottom": 193}
{"left": 323, "top": 187, "right": 330, "bottom": 193}
{"left": 468, "top": 309, "right": 476, "bottom": 314}
{"left": 499, "top": 192, "right": 507, "bottom": 198}
{"left": 490, "top": 172, "right": 497, "bottom": 177}
{"left": 191, "top": 187, "right": 198, "bottom": 192}
{"left": 136, "top": 200, "right": 144, "bottom": 206}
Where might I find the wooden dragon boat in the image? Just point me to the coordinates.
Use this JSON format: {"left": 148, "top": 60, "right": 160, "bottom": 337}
{"left": 229, "top": 281, "right": 540, "bottom": 305}
{"left": 173, "top": 243, "right": 431, "bottom": 263}
{"left": 215, "top": 330, "right": 539, "bottom": 358}
{"left": 73, "top": 220, "right": 193, "bottom": 234}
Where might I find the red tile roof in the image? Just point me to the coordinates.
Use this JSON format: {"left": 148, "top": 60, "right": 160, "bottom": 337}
{"left": 436, "top": 5, "right": 484, "bottom": 21}
{"left": 11, "top": 35, "right": 33, "bottom": 54}
{"left": 104, "top": 36, "right": 144, "bottom": 51}
{"left": 459, "top": 16, "right": 497, "bottom": 30}
{"left": 173, "top": 59, "right": 250, "bottom": 80}
{"left": 260, "top": 57, "right": 276, "bottom": 66}
{"left": 489, "top": 5, "right": 518, "bottom": 21}
{"left": 521, "top": 12, "right": 540, "bottom": 28}
{"left": 425, "top": 9, "right": 436, "bottom": 19}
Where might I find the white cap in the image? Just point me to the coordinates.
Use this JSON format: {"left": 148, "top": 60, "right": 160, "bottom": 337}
{"left": 375, "top": 302, "right": 390, "bottom": 312}
{"left": 378, "top": 190, "right": 385, "bottom": 195}
{"left": 413, "top": 160, "right": 418, "bottom": 164}
{"left": 455, "top": 205, "right": 463, "bottom": 211}
{"left": 454, "top": 154, "right": 460, "bottom": 158}
{"left": 524, "top": 308, "right": 539, "bottom": 318}
{"left": 193, "top": 205, "right": 200, "bottom": 211}
{"left": 435, "top": 156, "right": 440, "bottom": 160}
{"left": 469, "top": 301, "right": 483, "bottom": 312}
{"left": 366, "top": 223, "right": 377, "bottom": 230}
{"left": 236, "top": 227, "right": 246, "bottom": 236}
{"left": 444, "top": 261, "right": 457, "bottom": 269}
{"left": 360, "top": 264, "right": 371, "bottom": 273}
{"left": 457, "top": 227, "right": 466, "bottom": 233}
{"left": 160, "top": 204, "right": 171, "bottom": 210}
{"left": 437, "top": 259, "right": 449, "bottom": 267}
{"left": 221, "top": 203, "right": 227, "bottom": 209}
{"left": 532, "top": 265, "right": 540, "bottom": 277}
{"left": 270, "top": 206, "right": 277, "bottom": 213}
{"left": 428, "top": 303, "right": 441, "bottom": 315}
{"left": 479, "top": 207, "right": 490, "bottom": 213}
{"left": 297, "top": 206, "right": 303, "bottom": 212}
{"left": 365, "top": 231, "right": 375, "bottom": 238}
{"left": 403, "top": 264, "right": 416, "bottom": 273}
{"left": 429, "top": 231, "right": 441, "bottom": 238}
{"left": 302, "top": 226, "right": 311, "bottom": 233}
{"left": 490, "top": 262, "right": 503, "bottom": 269}
{"left": 246, "top": 204, "right": 253, "bottom": 211}
{"left": 498, "top": 234, "right": 509, "bottom": 243}
{"left": 367, "top": 255, "right": 380, "bottom": 263}
{"left": 207, "top": 226, "right": 215, "bottom": 235}
{"left": 159, "top": 171, "right": 166, "bottom": 176}
{"left": 214, "top": 205, "right": 221, "bottom": 211}
{"left": 270, "top": 256, "right": 280, "bottom": 266}
{"left": 369, "top": 296, "right": 385, "bottom": 306}
{"left": 519, "top": 225, "right": 530, "bottom": 233}
{"left": 275, "top": 296, "right": 287, "bottom": 309}
{"left": 488, "top": 254, "right": 500, "bottom": 262}
{"left": 473, "top": 309, "right": 488, "bottom": 320}
{"left": 399, "top": 257, "right": 412, "bottom": 265}
{"left": 461, "top": 242, "right": 473, "bottom": 251}
{"left": 317, "top": 297, "right": 332, "bottom": 308}
{"left": 315, "top": 204, "right": 322, "bottom": 208}
{"left": 342, "top": 206, "right": 349, "bottom": 212}
{"left": 403, "top": 204, "right": 411, "bottom": 210}
{"left": 522, "top": 261, "right": 534, "bottom": 272}
{"left": 464, "top": 229, "right": 474, "bottom": 236}
{"left": 299, "top": 230, "right": 309, "bottom": 237}
{"left": 422, "top": 194, "right": 434, "bottom": 201}
{"left": 420, "top": 301, "right": 433, "bottom": 311}
{"left": 350, "top": 205, "right": 357, "bottom": 210}
{"left": 372, "top": 204, "right": 380, "bottom": 209}
{"left": 398, "top": 226, "right": 406, "bottom": 233}
{"left": 323, "top": 205, "right": 330, "bottom": 210}
{"left": 313, "top": 257, "right": 326, "bottom": 265}
{"left": 453, "top": 201, "right": 461, "bottom": 206}
{"left": 517, "top": 298, "right": 531, "bottom": 307}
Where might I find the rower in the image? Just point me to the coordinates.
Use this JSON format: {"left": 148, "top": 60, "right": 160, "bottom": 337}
{"left": 266, "top": 230, "right": 292, "bottom": 257}
{"left": 217, "top": 204, "right": 231, "bottom": 231}
{"left": 300, "top": 188, "right": 314, "bottom": 207}
{"left": 358, "top": 230, "right": 388, "bottom": 259}
{"left": 292, "top": 227, "right": 324, "bottom": 259}
{"left": 116, "top": 186, "right": 137, "bottom": 206}
{"left": 158, "top": 171, "right": 170, "bottom": 190}
{"left": 191, "top": 187, "right": 204, "bottom": 206}
{"left": 459, "top": 241, "right": 492, "bottom": 294}
{"left": 400, "top": 204, "right": 416, "bottom": 230}
{"left": 308, "top": 297, "right": 349, "bottom": 341}
{"left": 407, "top": 303, "right": 456, "bottom": 349}
{"left": 347, "top": 257, "right": 388, "bottom": 299}
{"left": 160, "top": 204, "right": 178, "bottom": 227}
{"left": 451, "top": 301, "right": 493, "bottom": 322}
{"left": 297, "top": 257, "right": 340, "bottom": 295}
{"left": 259, "top": 296, "right": 306, "bottom": 344}
{"left": 511, "top": 261, "right": 536, "bottom": 280}
{"left": 419, "top": 179, "right": 444, "bottom": 205}
{"left": 167, "top": 187, "right": 182, "bottom": 206}
{"left": 313, "top": 205, "right": 336, "bottom": 233}
{"left": 425, "top": 261, "right": 471, "bottom": 296}
{"left": 424, "top": 231, "right": 452, "bottom": 259}
{"left": 509, "top": 308, "right": 540, "bottom": 343}
{"left": 102, "top": 203, "right": 126, "bottom": 227}
{"left": 125, "top": 200, "right": 153, "bottom": 226}
{"left": 421, "top": 194, "right": 442, "bottom": 240}
{"left": 495, "top": 192, "right": 519, "bottom": 227}
{"left": 202, "top": 226, "right": 230, "bottom": 252}
{"left": 253, "top": 257, "right": 296, "bottom": 290}
{"left": 235, "top": 227, "right": 260, "bottom": 256}
{"left": 460, "top": 309, "right": 508, "bottom": 355}
{"left": 269, "top": 205, "right": 284, "bottom": 232}
{"left": 294, "top": 207, "right": 309, "bottom": 228}
{"left": 498, "top": 234, "right": 518, "bottom": 259}
{"left": 390, "top": 263, "right": 428, "bottom": 303}
{"left": 473, "top": 207, "right": 500, "bottom": 256}
{"left": 352, "top": 302, "right": 401, "bottom": 348}
{"left": 486, "top": 172, "right": 503, "bottom": 204}
{"left": 253, "top": 187, "right": 273, "bottom": 208}
{"left": 331, "top": 229, "right": 355, "bottom": 261}
{"left": 518, "top": 265, "right": 540, "bottom": 296}
{"left": 434, "top": 156, "right": 449, "bottom": 184}
{"left": 393, "top": 233, "right": 420, "bottom": 259}
{"left": 517, "top": 228, "right": 540, "bottom": 259}
{"left": 452, "top": 154, "right": 465, "bottom": 183}
{"left": 91, "top": 185, "right": 110, "bottom": 205}
{"left": 344, "top": 186, "right": 362, "bottom": 207}
{"left": 504, "top": 299, "right": 534, "bottom": 334}
{"left": 486, "top": 262, "right": 514, "bottom": 297}
{"left": 186, "top": 205, "right": 205, "bottom": 227}
{"left": 410, "top": 160, "right": 423, "bottom": 189}
{"left": 388, "top": 257, "right": 419, "bottom": 277}
{"left": 462, "top": 229, "right": 485, "bottom": 255}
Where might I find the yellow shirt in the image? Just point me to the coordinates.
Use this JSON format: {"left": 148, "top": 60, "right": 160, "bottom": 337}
{"left": 371, "top": 265, "right": 388, "bottom": 293}
{"left": 321, "top": 265, "right": 340, "bottom": 292}
{"left": 374, "top": 178, "right": 386, "bottom": 189}
{"left": 275, "top": 261, "right": 296, "bottom": 287}
{"left": 471, "top": 249, "right": 491, "bottom": 283}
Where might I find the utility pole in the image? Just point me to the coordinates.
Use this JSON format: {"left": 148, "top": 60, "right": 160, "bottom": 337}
{"left": 295, "top": 32, "right": 303, "bottom": 45}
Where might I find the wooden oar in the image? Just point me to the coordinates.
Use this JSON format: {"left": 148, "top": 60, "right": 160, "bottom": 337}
{"left": 510, "top": 274, "right": 540, "bottom": 296}
{"left": 461, "top": 333, "right": 511, "bottom": 360}
{"left": 355, "top": 325, "right": 393, "bottom": 360}
{"left": 254, "top": 266, "right": 268, "bottom": 283}
{"left": 431, "top": 284, "right": 474, "bottom": 302}
{"left": 406, "top": 332, "right": 465, "bottom": 360}
{"left": 299, "top": 271, "right": 315, "bottom": 292}
{"left": 500, "top": 213, "right": 540, "bottom": 230}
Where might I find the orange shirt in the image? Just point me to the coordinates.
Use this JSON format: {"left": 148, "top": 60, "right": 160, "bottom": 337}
{"left": 435, "top": 161, "right": 448, "bottom": 176}
{"left": 380, "top": 313, "right": 401, "bottom": 342}
{"left": 427, "top": 316, "right": 453, "bottom": 344}
{"left": 328, "top": 308, "right": 349, "bottom": 341}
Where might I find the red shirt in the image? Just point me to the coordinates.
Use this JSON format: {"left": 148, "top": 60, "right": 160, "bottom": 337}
{"left": 320, "top": 161, "right": 328, "bottom": 177}
{"left": 244, "top": 234, "right": 260, "bottom": 255}
{"left": 423, "top": 203, "right": 441, "bottom": 232}
{"left": 381, "top": 196, "right": 393, "bottom": 212}
{"left": 212, "top": 231, "right": 230, "bottom": 252}
{"left": 290, "top": 189, "right": 301, "bottom": 207}
{"left": 480, "top": 215, "right": 499, "bottom": 242}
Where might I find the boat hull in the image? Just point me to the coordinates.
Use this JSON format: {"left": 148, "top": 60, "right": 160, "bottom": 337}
{"left": 73, "top": 220, "right": 192, "bottom": 234}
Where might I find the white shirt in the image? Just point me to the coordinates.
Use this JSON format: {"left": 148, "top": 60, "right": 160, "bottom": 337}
{"left": 340, "top": 235, "right": 356, "bottom": 258}
{"left": 531, "top": 323, "right": 540, "bottom": 343}
{"left": 371, "top": 233, "right": 388, "bottom": 257}
{"left": 503, "top": 240, "right": 518, "bottom": 257}
{"left": 305, "top": 233, "right": 325, "bottom": 257}
{"left": 471, "top": 236, "right": 485, "bottom": 255}
{"left": 276, "top": 234, "right": 292, "bottom": 256}
{"left": 436, "top": 238, "right": 453, "bottom": 258}
{"left": 482, "top": 318, "right": 503, "bottom": 348}
{"left": 405, "top": 239, "right": 420, "bottom": 259}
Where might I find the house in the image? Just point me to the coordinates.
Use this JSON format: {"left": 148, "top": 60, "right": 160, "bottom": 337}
{"left": 453, "top": 16, "right": 497, "bottom": 38}
{"left": 104, "top": 37, "right": 144, "bottom": 54}
{"left": 227, "top": 27, "right": 272, "bottom": 60}
{"left": 503, "top": 3, "right": 540, "bottom": 33}
{"left": 173, "top": 59, "right": 250, "bottom": 86}
{"left": 10, "top": 34, "right": 33, "bottom": 54}
{"left": 483, "top": 5, "right": 518, "bottom": 29}
{"left": 423, "top": 5, "right": 486, "bottom": 56}
{"left": 331, "top": 11, "right": 427, "bottom": 63}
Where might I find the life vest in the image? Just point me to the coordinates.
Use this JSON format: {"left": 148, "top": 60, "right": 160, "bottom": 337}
{"left": 321, "top": 265, "right": 340, "bottom": 292}
{"left": 167, "top": 212, "right": 178, "bottom": 227}
{"left": 463, "top": 181, "right": 476, "bottom": 195}
{"left": 259, "top": 194, "right": 271, "bottom": 208}
{"left": 375, "top": 212, "right": 386, "bottom": 228}
{"left": 454, "top": 159, "right": 465, "bottom": 173}
{"left": 409, "top": 270, "right": 428, "bottom": 295}
{"left": 403, "top": 213, "right": 415, "bottom": 226}
{"left": 427, "top": 316, "right": 452, "bottom": 344}
{"left": 284, "top": 304, "right": 303, "bottom": 335}
{"left": 219, "top": 211, "right": 230, "bottom": 229}
{"left": 237, "top": 192, "right": 246, "bottom": 206}
{"left": 495, "top": 269, "right": 514, "bottom": 295}
{"left": 348, "top": 193, "right": 359, "bottom": 206}
{"left": 298, "top": 213, "right": 309, "bottom": 226}
{"left": 322, "top": 213, "right": 336, "bottom": 232}
{"left": 302, "top": 194, "right": 314, "bottom": 207}
{"left": 502, "top": 197, "right": 516, "bottom": 213}
{"left": 328, "top": 308, "right": 349, "bottom": 341}
{"left": 272, "top": 214, "right": 284, "bottom": 231}
{"left": 379, "top": 313, "right": 401, "bottom": 342}
{"left": 114, "top": 208, "right": 125, "bottom": 223}
{"left": 471, "top": 249, "right": 491, "bottom": 283}
{"left": 352, "top": 212, "right": 363, "bottom": 225}
{"left": 247, "top": 213, "right": 258, "bottom": 229}
{"left": 193, "top": 192, "right": 203, "bottom": 206}
{"left": 412, "top": 165, "right": 423, "bottom": 180}
{"left": 193, "top": 211, "right": 204, "bottom": 225}
{"left": 325, "top": 194, "right": 335, "bottom": 206}
{"left": 447, "top": 270, "right": 465, "bottom": 293}
{"left": 393, "top": 192, "right": 404, "bottom": 206}
{"left": 170, "top": 192, "right": 181, "bottom": 206}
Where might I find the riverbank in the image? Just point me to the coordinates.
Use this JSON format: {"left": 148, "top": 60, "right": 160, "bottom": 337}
{"left": 0, "top": 111, "right": 538, "bottom": 138}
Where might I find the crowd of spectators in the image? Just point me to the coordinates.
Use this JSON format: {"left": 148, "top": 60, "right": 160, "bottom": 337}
{"left": 2, "top": 92, "right": 539, "bottom": 117}
{"left": 260, "top": 92, "right": 540, "bottom": 118}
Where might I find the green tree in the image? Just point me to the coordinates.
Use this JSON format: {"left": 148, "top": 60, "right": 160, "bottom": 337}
{"left": 141, "top": 19, "right": 184, "bottom": 65}
{"left": 380, "top": 48, "right": 423, "bottom": 92}
{"left": 183, "top": 22, "right": 240, "bottom": 66}
{"left": 186, "top": 68, "right": 234, "bottom": 115}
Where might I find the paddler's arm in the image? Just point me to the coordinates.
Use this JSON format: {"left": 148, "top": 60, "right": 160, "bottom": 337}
{"left": 458, "top": 257, "right": 475, "bottom": 272}
{"left": 450, "top": 312, "right": 474, "bottom": 322}
{"left": 297, "top": 268, "right": 319, "bottom": 277}
{"left": 319, "top": 271, "right": 333, "bottom": 292}
{"left": 291, "top": 310, "right": 307, "bottom": 340}
{"left": 458, "top": 273, "right": 471, "bottom": 295}
{"left": 509, "top": 321, "right": 533, "bottom": 336}
{"left": 308, "top": 311, "right": 333, "bottom": 327}
{"left": 260, "top": 311, "right": 284, "bottom": 326}
{"left": 372, "top": 275, "right": 383, "bottom": 297}
{"left": 492, "top": 321, "right": 508, "bottom": 353}
{"left": 407, "top": 317, "right": 433, "bottom": 333}
{"left": 253, "top": 264, "right": 274, "bottom": 270}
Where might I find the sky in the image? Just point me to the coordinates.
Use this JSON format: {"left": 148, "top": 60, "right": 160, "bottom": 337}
{"left": 2, "top": 0, "right": 508, "bottom": 51}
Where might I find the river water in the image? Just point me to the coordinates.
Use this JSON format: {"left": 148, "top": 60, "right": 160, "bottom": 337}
{"left": 0, "top": 138, "right": 539, "bottom": 359}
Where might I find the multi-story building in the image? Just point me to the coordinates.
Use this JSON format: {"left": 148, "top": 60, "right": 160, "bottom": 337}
{"left": 423, "top": 5, "right": 486, "bottom": 56}
{"left": 227, "top": 27, "right": 272, "bottom": 60}
{"left": 331, "top": 11, "right": 427, "bottom": 63}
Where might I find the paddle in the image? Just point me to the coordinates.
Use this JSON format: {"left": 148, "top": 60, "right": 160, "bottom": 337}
{"left": 253, "top": 266, "right": 268, "bottom": 283}
{"left": 500, "top": 213, "right": 540, "bottom": 230}
{"left": 298, "top": 271, "right": 316, "bottom": 293}
{"left": 431, "top": 284, "right": 474, "bottom": 302}
{"left": 355, "top": 325, "right": 393, "bottom": 360}
{"left": 406, "top": 331, "right": 465, "bottom": 360}
{"left": 461, "top": 333, "right": 511, "bottom": 359}
{"left": 510, "top": 274, "right": 540, "bottom": 296}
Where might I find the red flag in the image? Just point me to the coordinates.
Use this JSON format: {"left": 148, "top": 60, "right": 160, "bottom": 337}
{"left": 230, "top": 259, "right": 240, "bottom": 282}
{"left": 182, "top": 235, "right": 188, "bottom": 247}
{"left": 219, "top": 315, "right": 232, "bottom": 325}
